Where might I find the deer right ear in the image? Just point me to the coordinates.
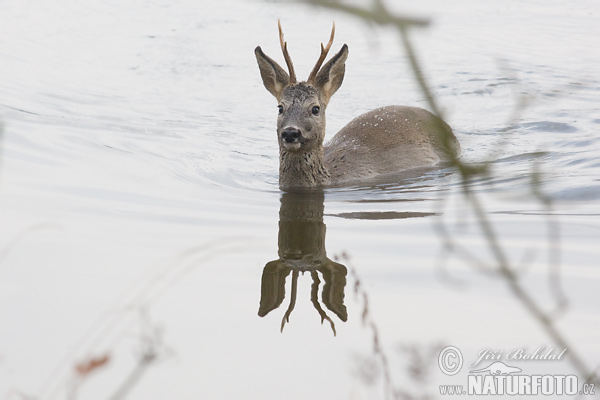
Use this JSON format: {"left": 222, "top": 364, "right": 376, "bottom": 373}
{"left": 255, "top": 46, "right": 290, "bottom": 100}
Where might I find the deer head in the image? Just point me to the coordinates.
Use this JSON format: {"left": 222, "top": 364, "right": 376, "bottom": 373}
{"left": 255, "top": 21, "right": 349, "bottom": 155}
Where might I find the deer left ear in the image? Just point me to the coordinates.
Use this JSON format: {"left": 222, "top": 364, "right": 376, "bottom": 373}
{"left": 314, "top": 44, "right": 348, "bottom": 105}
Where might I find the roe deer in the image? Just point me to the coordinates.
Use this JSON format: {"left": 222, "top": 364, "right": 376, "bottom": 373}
{"left": 255, "top": 21, "right": 460, "bottom": 189}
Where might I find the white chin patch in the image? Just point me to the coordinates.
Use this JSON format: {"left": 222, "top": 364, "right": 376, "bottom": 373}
{"left": 283, "top": 142, "right": 301, "bottom": 151}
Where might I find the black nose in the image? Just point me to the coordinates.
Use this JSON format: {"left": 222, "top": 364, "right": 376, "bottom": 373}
{"left": 281, "top": 128, "right": 301, "bottom": 143}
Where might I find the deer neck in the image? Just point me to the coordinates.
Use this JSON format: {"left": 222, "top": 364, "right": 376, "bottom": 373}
{"left": 279, "top": 146, "right": 330, "bottom": 188}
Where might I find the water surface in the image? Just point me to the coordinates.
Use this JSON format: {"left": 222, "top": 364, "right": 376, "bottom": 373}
{"left": 1, "top": 1, "right": 599, "bottom": 399}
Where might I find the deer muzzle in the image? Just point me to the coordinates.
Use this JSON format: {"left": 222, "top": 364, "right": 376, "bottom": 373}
{"left": 281, "top": 127, "right": 305, "bottom": 150}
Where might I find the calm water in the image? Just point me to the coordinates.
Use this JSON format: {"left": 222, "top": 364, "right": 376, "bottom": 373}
{"left": 1, "top": 1, "right": 599, "bottom": 399}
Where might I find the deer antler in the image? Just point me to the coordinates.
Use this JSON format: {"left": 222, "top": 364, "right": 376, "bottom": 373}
{"left": 307, "top": 22, "right": 335, "bottom": 84}
{"left": 280, "top": 270, "right": 299, "bottom": 332}
{"left": 310, "top": 271, "right": 337, "bottom": 336}
{"left": 278, "top": 19, "right": 297, "bottom": 84}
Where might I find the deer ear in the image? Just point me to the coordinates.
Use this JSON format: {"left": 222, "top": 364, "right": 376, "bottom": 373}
{"left": 320, "top": 260, "right": 348, "bottom": 322}
{"left": 314, "top": 44, "right": 348, "bottom": 105}
{"left": 255, "top": 46, "right": 290, "bottom": 101}
{"left": 258, "top": 260, "right": 291, "bottom": 317}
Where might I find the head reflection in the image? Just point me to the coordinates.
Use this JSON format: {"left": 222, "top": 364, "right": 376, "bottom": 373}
{"left": 259, "top": 190, "right": 347, "bottom": 335}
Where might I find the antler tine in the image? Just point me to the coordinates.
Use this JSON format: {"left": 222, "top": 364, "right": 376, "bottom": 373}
{"left": 307, "top": 22, "right": 335, "bottom": 84}
{"left": 278, "top": 19, "right": 297, "bottom": 84}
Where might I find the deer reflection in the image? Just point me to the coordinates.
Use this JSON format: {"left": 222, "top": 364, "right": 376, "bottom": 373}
{"left": 259, "top": 190, "right": 347, "bottom": 335}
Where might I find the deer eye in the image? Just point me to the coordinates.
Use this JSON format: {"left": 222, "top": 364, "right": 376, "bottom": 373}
{"left": 278, "top": 105, "right": 283, "bottom": 115}
{"left": 312, "top": 106, "right": 320, "bottom": 115}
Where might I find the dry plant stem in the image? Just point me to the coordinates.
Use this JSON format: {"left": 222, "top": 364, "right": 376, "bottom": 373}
{"left": 303, "top": 0, "right": 430, "bottom": 29}
{"left": 434, "top": 211, "right": 496, "bottom": 277}
{"left": 109, "top": 354, "right": 156, "bottom": 400}
{"left": 464, "top": 185, "right": 595, "bottom": 384}
{"left": 42, "top": 239, "right": 259, "bottom": 400}
{"left": 349, "top": 265, "right": 396, "bottom": 399}
{"left": 109, "top": 309, "right": 166, "bottom": 400}
{"left": 304, "top": 0, "right": 596, "bottom": 387}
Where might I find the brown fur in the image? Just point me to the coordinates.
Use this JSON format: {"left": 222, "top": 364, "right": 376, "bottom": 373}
{"left": 325, "top": 105, "right": 459, "bottom": 182}
{"left": 255, "top": 28, "right": 460, "bottom": 189}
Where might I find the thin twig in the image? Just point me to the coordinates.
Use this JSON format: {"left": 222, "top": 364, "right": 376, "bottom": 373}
{"left": 304, "top": 0, "right": 597, "bottom": 389}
